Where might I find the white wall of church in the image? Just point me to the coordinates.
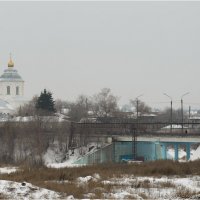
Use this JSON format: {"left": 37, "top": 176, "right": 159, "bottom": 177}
{"left": 0, "top": 81, "right": 24, "bottom": 98}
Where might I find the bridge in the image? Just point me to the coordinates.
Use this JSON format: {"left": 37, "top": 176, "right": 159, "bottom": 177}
{"left": 69, "top": 121, "right": 200, "bottom": 163}
{"left": 113, "top": 134, "right": 200, "bottom": 161}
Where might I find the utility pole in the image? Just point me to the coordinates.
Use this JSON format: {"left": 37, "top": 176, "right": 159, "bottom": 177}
{"left": 131, "top": 126, "right": 136, "bottom": 160}
{"left": 69, "top": 122, "right": 75, "bottom": 150}
{"left": 181, "top": 92, "right": 190, "bottom": 133}
{"left": 136, "top": 98, "right": 139, "bottom": 120}
{"left": 132, "top": 94, "right": 143, "bottom": 160}
{"left": 181, "top": 98, "right": 183, "bottom": 133}
{"left": 163, "top": 93, "right": 173, "bottom": 133}
{"left": 189, "top": 106, "right": 191, "bottom": 120}
{"left": 135, "top": 94, "right": 143, "bottom": 119}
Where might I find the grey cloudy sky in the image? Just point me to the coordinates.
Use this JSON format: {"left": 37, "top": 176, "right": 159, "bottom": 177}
{"left": 0, "top": 1, "right": 199, "bottom": 109}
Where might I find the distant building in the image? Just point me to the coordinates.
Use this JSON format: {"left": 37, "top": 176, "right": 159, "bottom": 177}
{"left": 0, "top": 56, "right": 25, "bottom": 114}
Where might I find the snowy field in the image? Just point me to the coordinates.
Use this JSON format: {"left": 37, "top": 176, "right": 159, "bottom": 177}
{"left": 0, "top": 170, "right": 200, "bottom": 199}
{"left": 0, "top": 143, "right": 199, "bottom": 199}
{"left": 79, "top": 174, "right": 200, "bottom": 199}
{"left": 0, "top": 167, "right": 63, "bottom": 199}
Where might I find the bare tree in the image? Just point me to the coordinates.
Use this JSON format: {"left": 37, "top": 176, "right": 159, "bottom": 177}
{"left": 17, "top": 95, "right": 38, "bottom": 116}
{"left": 67, "top": 95, "right": 91, "bottom": 122}
{"left": 156, "top": 108, "right": 187, "bottom": 122}
{"left": 92, "top": 88, "right": 119, "bottom": 117}
{"left": 130, "top": 99, "right": 152, "bottom": 115}
{"left": 55, "top": 99, "right": 68, "bottom": 113}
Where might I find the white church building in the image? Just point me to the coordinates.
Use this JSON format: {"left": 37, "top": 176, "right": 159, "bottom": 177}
{"left": 0, "top": 56, "right": 25, "bottom": 114}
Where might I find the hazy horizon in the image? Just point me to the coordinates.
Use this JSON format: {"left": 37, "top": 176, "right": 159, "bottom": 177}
{"left": 0, "top": 1, "right": 199, "bottom": 109}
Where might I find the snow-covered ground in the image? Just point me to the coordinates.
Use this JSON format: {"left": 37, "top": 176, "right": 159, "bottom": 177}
{"left": 0, "top": 172, "right": 200, "bottom": 199}
{"left": 0, "top": 166, "right": 18, "bottom": 174}
{"left": 43, "top": 141, "right": 104, "bottom": 168}
{"left": 1, "top": 143, "right": 200, "bottom": 199}
{"left": 190, "top": 145, "right": 200, "bottom": 161}
{"left": 76, "top": 174, "right": 200, "bottom": 199}
{"left": 167, "top": 148, "right": 188, "bottom": 160}
{"left": 12, "top": 115, "right": 68, "bottom": 122}
{"left": 0, "top": 180, "right": 65, "bottom": 199}
{"left": 167, "top": 146, "right": 200, "bottom": 161}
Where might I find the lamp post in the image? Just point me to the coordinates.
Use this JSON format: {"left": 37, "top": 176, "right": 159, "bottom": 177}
{"left": 163, "top": 93, "right": 173, "bottom": 133}
{"left": 181, "top": 92, "right": 189, "bottom": 133}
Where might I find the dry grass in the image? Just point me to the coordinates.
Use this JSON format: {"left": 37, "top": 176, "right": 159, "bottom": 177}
{"left": 87, "top": 180, "right": 112, "bottom": 199}
{"left": 2, "top": 159, "right": 200, "bottom": 183}
{"left": 0, "top": 160, "right": 200, "bottom": 198}
{"left": 135, "top": 179, "right": 152, "bottom": 188}
{"left": 159, "top": 181, "right": 175, "bottom": 188}
{"left": 42, "top": 182, "right": 85, "bottom": 198}
{"left": 139, "top": 192, "right": 149, "bottom": 199}
{"left": 0, "top": 193, "right": 9, "bottom": 199}
{"left": 175, "top": 187, "right": 200, "bottom": 198}
{"left": 42, "top": 180, "right": 113, "bottom": 198}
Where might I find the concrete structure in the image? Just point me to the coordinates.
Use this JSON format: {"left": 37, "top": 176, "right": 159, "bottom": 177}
{"left": 74, "top": 141, "right": 163, "bottom": 164}
{"left": 114, "top": 135, "right": 199, "bottom": 161}
{"left": 74, "top": 134, "right": 200, "bottom": 164}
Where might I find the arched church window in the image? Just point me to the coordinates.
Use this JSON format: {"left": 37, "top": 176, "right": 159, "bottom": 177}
{"left": 16, "top": 86, "right": 19, "bottom": 95}
{"left": 7, "top": 86, "right": 10, "bottom": 95}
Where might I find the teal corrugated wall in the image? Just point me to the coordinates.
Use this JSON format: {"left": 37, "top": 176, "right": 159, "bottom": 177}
{"left": 74, "top": 141, "right": 163, "bottom": 165}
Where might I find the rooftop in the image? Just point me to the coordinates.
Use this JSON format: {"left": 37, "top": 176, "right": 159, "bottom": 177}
{"left": 0, "top": 68, "right": 23, "bottom": 82}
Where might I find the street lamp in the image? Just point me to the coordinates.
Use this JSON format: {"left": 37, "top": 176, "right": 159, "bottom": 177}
{"left": 181, "top": 92, "right": 190, "bottom": 133}
{"left": 163, "top": 93, "right": 173, "bottom": 133}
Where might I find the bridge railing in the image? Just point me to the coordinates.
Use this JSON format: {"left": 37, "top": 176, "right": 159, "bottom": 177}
{"left": 73, "top": 121, "right": 200, "bottom": 135}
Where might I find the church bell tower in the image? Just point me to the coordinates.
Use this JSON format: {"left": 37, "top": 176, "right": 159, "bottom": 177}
{"left": 0, "top": 55, "right": 24, "bottom": 100}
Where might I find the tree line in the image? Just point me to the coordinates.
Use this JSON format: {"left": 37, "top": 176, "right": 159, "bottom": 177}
{"left": 17, "top": 87, "right": 190, "bottom": 123}
{"left": 17, "top": 88, "right": 154, "bottom": 122}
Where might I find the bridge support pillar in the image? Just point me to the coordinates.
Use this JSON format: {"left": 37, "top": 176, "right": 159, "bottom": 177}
{"left": 161, "top": 144, "right": 167, "bottom": 160}
{"left": 174, "top": 143, "right": 179, "bottom": 161}
{"left": 186, "top": 143, "right": 191, "bottom": 161}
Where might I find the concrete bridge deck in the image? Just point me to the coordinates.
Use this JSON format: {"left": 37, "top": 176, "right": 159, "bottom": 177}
{"left": 113, "top": 135, "right": 200, "bottom": 143}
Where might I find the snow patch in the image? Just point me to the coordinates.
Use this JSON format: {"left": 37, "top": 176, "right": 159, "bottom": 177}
{"left": 0, "top": 167, "right": 18, "bottom": 174}
{"left": 167, "top": 148, "right": 186, "bottom": 160}
{"left": 0, "top": 180, "right": 64, "bottom": 199}
{"left": 77, "top": 174, "right": 101, "bottom": 185}
{"left": 190, "top": 145, "right": 200, "bottom": 161}
{"left": 77, "top": 176, "right": 93, "bottom": 184}
{"left": 45, "top": 142, "right": 104, "bottom": 168}
{"left": 162, "top": 124, "right": 188, "bottom": 129}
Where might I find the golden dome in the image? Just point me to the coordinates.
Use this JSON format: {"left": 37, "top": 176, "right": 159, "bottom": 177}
{"left": 8, "top": 56, "right": 14, "bottom": 68}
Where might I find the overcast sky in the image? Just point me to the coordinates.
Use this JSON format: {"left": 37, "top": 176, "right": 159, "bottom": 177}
{"left": 0, "top": 1, "right": 200, "bottom": 109}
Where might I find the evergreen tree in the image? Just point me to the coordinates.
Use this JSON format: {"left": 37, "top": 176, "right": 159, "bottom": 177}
{"left": 36, "top": 89, "right": 56, "bottom": 113}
